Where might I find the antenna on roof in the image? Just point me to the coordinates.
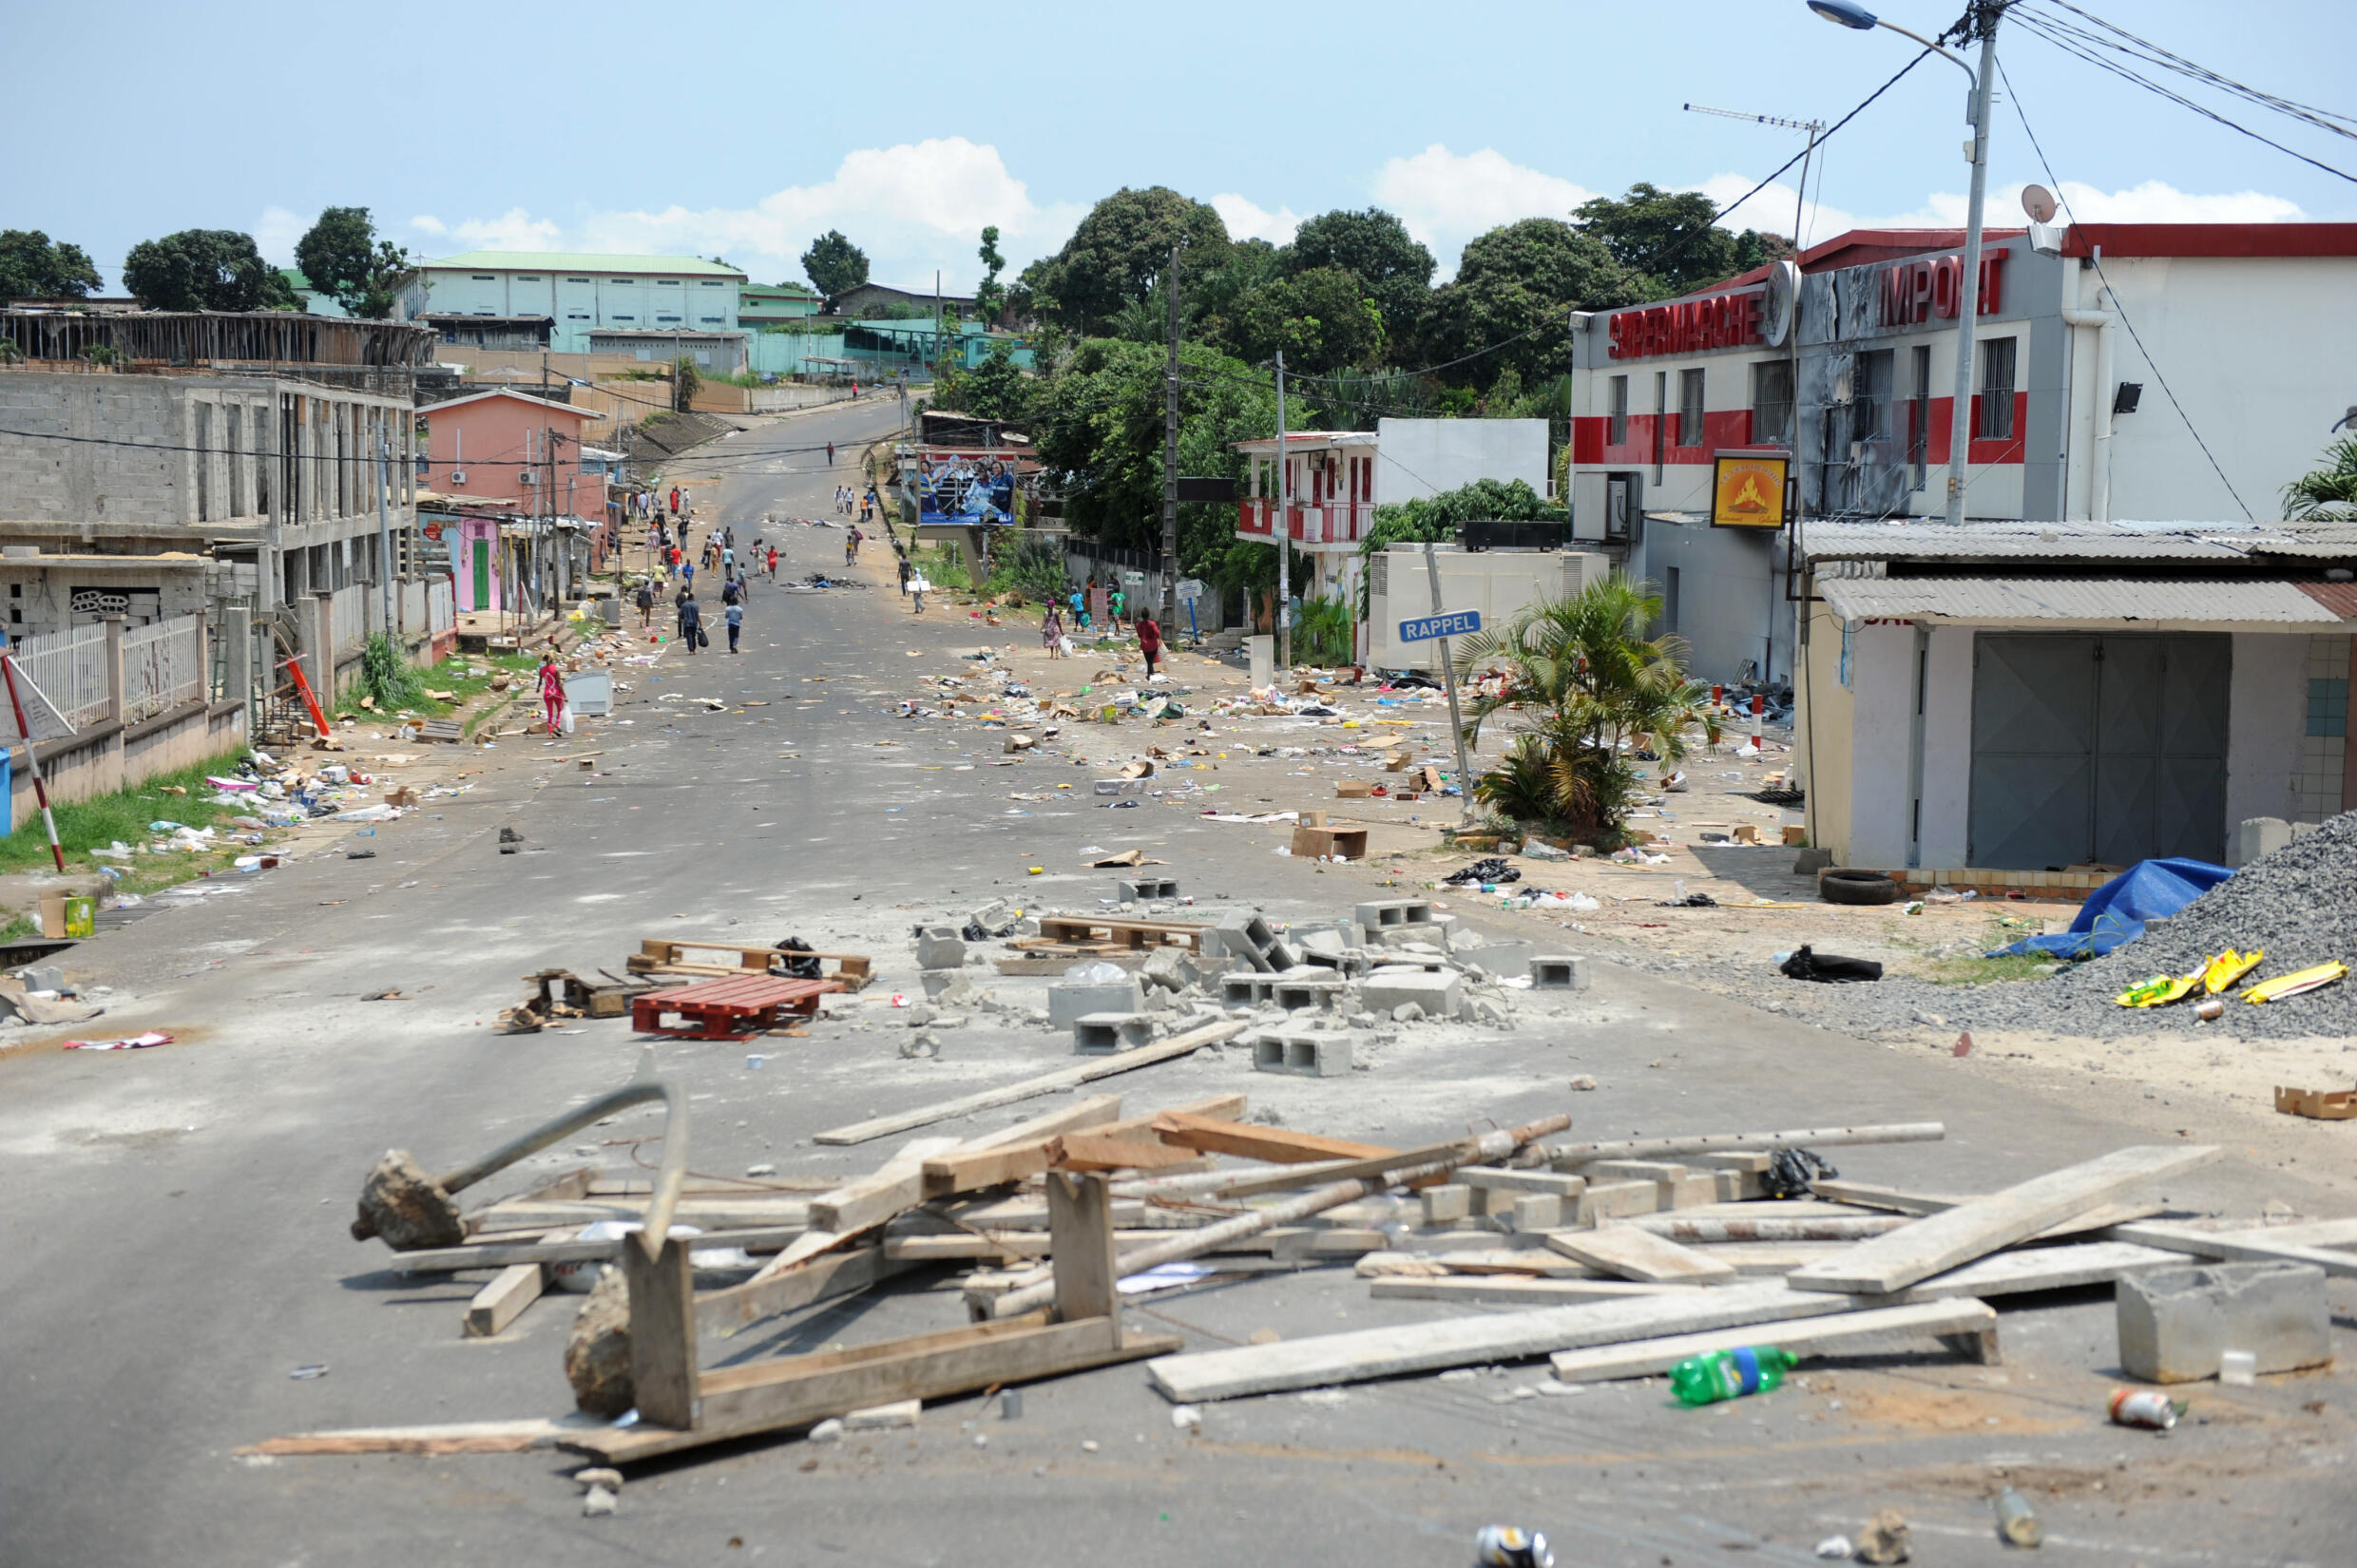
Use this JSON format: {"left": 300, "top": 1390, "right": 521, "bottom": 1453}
{"left": 1683, "top": 103, "right": 1825, "bottom": 134}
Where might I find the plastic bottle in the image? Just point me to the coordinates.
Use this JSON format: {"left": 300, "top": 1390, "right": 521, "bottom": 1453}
{"left": 1671, "top": 1346, "right": 1799, "bottom": 1405}
{"left": 1994, "top": 1486, "right": 2042, "bottom": 1546}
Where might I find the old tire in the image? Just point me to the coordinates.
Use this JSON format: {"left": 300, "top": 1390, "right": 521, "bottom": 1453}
{"left": 1819, "top": 869, "right": 1902, "bottom": 907}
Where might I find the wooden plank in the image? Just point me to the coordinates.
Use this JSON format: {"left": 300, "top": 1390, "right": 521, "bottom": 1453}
{"left": 1053, "top": 1132, "right": 1201, "bottom": 1173}
{"left": 1096, "top": 1093, "right": 1247, "bottom": 1141}
{"left": 696, "top": 1244, "right": 910, "bottom": 1340}
{"left": 561, "top": 1315, "right": 1181, "bottom": 1464}
{"left": 464, "top": 1262, "right": 546, "bottom": 1338}
{"left": 1545, "top": 1299, "right": 2001, "bottom": 1383}
{"left": 1151, "top": 1111, "right": 1390, "bottom": 1165}
{"left": 806, "top": 1136, "right": 965, "bottom": 1236}
{"left": 1143, "top": 1280, "right": 1868, "bottom": 1404}
{"left": 237, "top": 1419, "right": 579, "bottom": 1457}
{"left": 1544, "top": 1225, "right": 1738, "bottom": 1284}
{"left": 1370, "top": 1277, "right": 1687, "bottom": 1306}
{"left": 623, "top": 1237, "right": 698, "bottom": 1430}
{"left": 1806, "top": 1181, "right": 2164, "bottom": 1240}
{"left": 919, "top": 1096, "right": 1124, "bottom": 1195}
{"left": 1788, "top": 1145, "right": 2219, "bottom": 1297}
{"left": 1889, "top": 1240, "right": 2185, "bottom": 1301}
{"left": 1547, "top": 1123, "right": 1945, "bottom": 1169}
{"left": 2102, "top": 1220, "right": 2357, "bottom": 1281}
{"left": 462, "top": 1198, "right": 811, "bottom": 1231}
{"left": 1046, "top": 1173, "right": 1119, "bottom": 1324}
{"left": 1629, "top": 1214, "right": 1907, "bottom": 1243}
{"left": 813, "top": 1022, "right": 1243, "bottom": 1146}
{"left": 395, "top": 1224, "right": 807, "bottom": 1274}
{"left": 962, "top": 1094, "right": 1125, "bottom": 1152}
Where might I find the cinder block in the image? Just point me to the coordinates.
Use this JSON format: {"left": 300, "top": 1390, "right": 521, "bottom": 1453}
{"left": 1212, "top": 913, "right": 1278, "bottom": 973}
{"left": 1093, "top": 777, "right": 1147, "bottom": 796}
{"left": 1376, "top": 918, "right": 1457, "bottom": 951}
{"left": 1250, "top": 1030, "right": 1354, "bottom": 1078}
{"left": 1115, "top": 875, "right": 1179, "bottom": 902}
{"left": 1073, "top": 1011, "right": 1156, "bottom": 1054}
{"left": 1272, "top": 973, "right": 1347, "bottom": 1012}
{"left": 2117, "top": 1261, "right": 2332, "bottom": 1384}
{"left": 1504, "top": 1193, "right": 1565, "bottom": 1232}
{"left": 1047, "top": 976, "right": 1144, "bottom": 1029}
{"left": 914, "top": 925, "right": 967, "bottom": 970}
{"left": 1420, "top": 1184, "right": 1473, "bottom": 1224}
{"left": 1220, "top": 974, "right": 1276, "bottom": 1010}
{"left": 1529, "top": 954, "right": 1590, "bottom": 991}
{"left": 1360, "top": 969, "right": 1463, "bottom": 1017}
{"left": 1354, "top": 899, "right": 1434, "bottom": 930}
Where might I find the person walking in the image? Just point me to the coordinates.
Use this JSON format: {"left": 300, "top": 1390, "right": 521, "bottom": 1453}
{"left": 724, "top": 597, "right": 743, "bottom": 654}
{"left": 721, "top": 575, "right": 740, "bottom": 607}
{"left": 1042, "top": 603, "right": 1064, "bottom": 659}
{"left": 634, "top": 577, "right": 655, "bottom": 628}
{"left": 538, "top": 650, "right": 566, "bottom": 735}
{"left": 721, "top": 543, "right": 735, "bottom": 579}
{"left": 668, "top": 486, "right": 680, "bottom": 517}
{"left": 766, "top": 544, "right": 778, "bottom": 581}
{"left": 846, "top": 525, "right": 862, "bottom": 565}
{"left": 1067, "top": 583, "right": 1085, "bottom": 630}
{"left": 1108, "top": 583, "right": 1126, "bottom": 635}
{"left": 909, "top": 566, "right": 929, "bottom": 615}
{"left": 1136, "top": 610, "right": 1163, "bottom": 679}
{"left": 896, "top": 551, "right": 912, "bottom": 597}
{"left": 826, "top": 440, "right": 835, "bottom": 465}
{"left": 682, "top": 558, "right": 696, "bottom": 593}
{"left": 678, "top": 590, "right": 703, "bottom": 654}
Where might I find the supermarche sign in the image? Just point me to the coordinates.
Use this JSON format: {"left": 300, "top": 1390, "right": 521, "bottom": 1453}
{"left": 1398, "top": 609, "right": 1482, "bottom": 642}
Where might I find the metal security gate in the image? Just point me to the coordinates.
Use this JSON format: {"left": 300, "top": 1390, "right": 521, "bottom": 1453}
{"left": 1968, "top": 633, "right": 2230, "bottom": 870}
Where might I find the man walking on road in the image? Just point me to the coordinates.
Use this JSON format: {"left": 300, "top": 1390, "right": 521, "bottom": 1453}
{"left": 909, "top": 565, "right": 929, "bottom": 615}
{"left": 725, "top": 597, "right": 743, "bottom": 654}
{"left": 1136, "top": 609, "right": 1163, "bottom": 679}
{"left": 767, "top": 545, "right": 778, "bottom": 581}
{"left": 635, "top": 578, "right": 655, "bottom": 628}
{"left": 678, "top": 590, "right": 702, "bottom": 653}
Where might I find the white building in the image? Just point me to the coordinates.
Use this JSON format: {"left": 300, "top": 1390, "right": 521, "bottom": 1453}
{"left": 398, "top": 252, "right": 748, "bottom": 354}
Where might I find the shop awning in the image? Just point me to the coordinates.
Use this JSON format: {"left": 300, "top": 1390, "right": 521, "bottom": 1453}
{"left": 1818, "top": 576, "right": 2346, "bottom": 627}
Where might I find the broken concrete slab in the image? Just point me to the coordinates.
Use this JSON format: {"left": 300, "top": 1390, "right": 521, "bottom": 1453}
{"left": 1073, "top": 1012, "right": 1155, "bottom": 1054}
{"left": 2117, "top": 1261, "right": 2332, "bottom": 1384}
{"left": 1360, "top": 969, "right": 1463, "bottom": 1018}
{"left": 1047, "top": 976, "right": 1144, "bottom": 1029}
{"left": 914, "top": 926, "right": 967, "bottom": 970}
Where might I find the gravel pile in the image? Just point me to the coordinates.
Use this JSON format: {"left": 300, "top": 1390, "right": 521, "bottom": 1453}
{"left": 1777, "top": 811, "right": 2357, "bottom": 1042}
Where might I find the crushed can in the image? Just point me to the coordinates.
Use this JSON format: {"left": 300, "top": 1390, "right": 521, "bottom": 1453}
{"left": 1474, "top": 1525, "right": 1554, "bottom": 1568}
{"left": 2109, "top": 1388, "right": 2178, "bottom": 1429}
{"left": 1994, "top": 1485, "right": 2042, "bottom": 1546}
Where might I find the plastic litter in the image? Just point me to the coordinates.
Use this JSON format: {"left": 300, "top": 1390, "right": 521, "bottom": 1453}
{"left": 63, "top": 1032, "right": 175, "bottom": 1051}
{"left": 1473, "top": 1525, "right": 1554, "bottom": 1568}
{"left": 1994, "top": 1486, "right": 2041, "bottom": 1547}
{"left": 2109, "top": 1387, "right": 2180, "bottom": 1429}
{"left": 1779, "top": 946, "right": 1883, "bottom": 984}
{"left": 1445, "top": 857, "right": 1519, "bottom": 887}
{"left": 1671, "top": 1345, "right": 1796, "bottom": 1405}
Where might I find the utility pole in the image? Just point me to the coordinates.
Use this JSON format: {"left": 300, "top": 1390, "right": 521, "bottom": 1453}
{"left": 1160, "top": 242, "right": 1180, "bottom": 625}
{"left": 1274, "top": 349, "right": 1290, "bottom": 675}
{"left": 1945, "top": 3, "right": 2002, "bottom": 527}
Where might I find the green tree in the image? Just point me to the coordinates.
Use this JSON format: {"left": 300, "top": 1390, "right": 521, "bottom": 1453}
{"left": 0, "top": 230, "right": 104, "bottom": 298}
{"left": 672, "top": 355, "right": 699, "bottom": 412}
{"left": 941, "top": 341, "right": 1032, "bottom": 423}
{"left": 801, "top": 230, "right": 870, "bottom": 299}
{"left": 1574, "top": 182, "right": 1782, "bottom": 298}
{"left": 1209, "top": 265, "right": 1384, "bottom": 375}
{"left": 1417, "top": 219, "right": 1642, "bottom": 387}
{"left": 293, "top": 205, "right": 410, "bottom": 317}
{"left": 2283, "top": 435, "right": 2357, "bottom": 520}
{"left": 1353, "top": 478, "right": 1563, "bottom": 614}
{"left": 1283, "top": 208, "right": 1434, "bottom": 346}
{"left": 121, "top": 229, "right": 297, "bottom": 312}
{"left": 1022, "top": 187, "right": 1229, "bottom": 334}
{"left": 1452, "top": 577, "right": 1716, "bottom": 842}
{"left": 976, "top": 225, "right": 1007, "bottom": 326}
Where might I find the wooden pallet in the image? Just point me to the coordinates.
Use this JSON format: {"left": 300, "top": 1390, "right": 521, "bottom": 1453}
{"left": 631, "top": 975, "right": 841, "bottom": 1041}
{"left": 2275, "top": 1084, "right": 2357, "bottom": 1119}
{"left": 417, "top": 718, "right": 467, "bottom": 744}
{"left": 1028, "top": 916, "right": 1207, "bottom": 953}
{"left": 626, "top": 938, "right": 872, "bottom": 990}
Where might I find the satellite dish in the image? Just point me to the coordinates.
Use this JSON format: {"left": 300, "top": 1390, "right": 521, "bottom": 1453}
{"left": 1761, "top": 258, "right": 1799, "bottom": 347}
{"left": 2021, "top": 183, "right": 2059, "bottom": 223}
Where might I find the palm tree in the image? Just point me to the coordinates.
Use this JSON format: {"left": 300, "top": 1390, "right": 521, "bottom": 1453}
{"left": 1450, "top": 577, "right": 1717, "bottom": 840}
{"left": 2283, "top": 435, "right": 2357, "bottom": 520}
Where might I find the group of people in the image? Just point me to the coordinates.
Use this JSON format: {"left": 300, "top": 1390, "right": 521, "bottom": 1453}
{"left": 833, "top": 484, "right": 879, "bottom": 526}
{"left": 1042, "top": 579, "right": 1162, "bottom": 675}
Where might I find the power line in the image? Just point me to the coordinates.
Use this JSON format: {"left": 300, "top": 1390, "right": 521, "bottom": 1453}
{"left": 2029, "top": 0, "right": 2357, "bottom": 140}
{"left": 1996, "top": 55, "right": 2253, "bottom": 521}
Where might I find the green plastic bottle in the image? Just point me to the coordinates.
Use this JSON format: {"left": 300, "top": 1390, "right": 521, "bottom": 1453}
{"left": 1670, "top": 1346, "right": 1798, "bottom": 1405}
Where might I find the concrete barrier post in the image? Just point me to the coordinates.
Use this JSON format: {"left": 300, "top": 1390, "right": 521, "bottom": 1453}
{"left": 103, "top": 615, "right": 126, "bottom": 725}
{"left": 223, "top": 603, "right": 252, "bottom": 717}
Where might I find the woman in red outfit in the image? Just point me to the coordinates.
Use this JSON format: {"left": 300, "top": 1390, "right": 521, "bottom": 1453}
{"left": 539, "top": 651, "right": 566, "bottom": 735}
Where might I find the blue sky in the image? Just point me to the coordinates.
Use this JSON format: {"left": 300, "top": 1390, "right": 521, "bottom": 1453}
{"left": 11, "top": 0, "right": 2354, "bottom": 293}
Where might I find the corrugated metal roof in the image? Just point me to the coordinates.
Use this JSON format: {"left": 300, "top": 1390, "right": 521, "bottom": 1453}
{"left": 2298, "top": 581, "right": 2357, "bottom": 618}
{"left": 1819, "top": 577, "right": 2345, "bottom": 625}
{"left": 421, "top": 251, "right": 746, "bottom": 278}
{"left": 1803, "top": 518, "right": 2357, "bottom": 563}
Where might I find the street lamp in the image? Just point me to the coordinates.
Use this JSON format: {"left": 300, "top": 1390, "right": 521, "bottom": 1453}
{"left": 1811, "top": 0, "right": 2003, "bottom": 527}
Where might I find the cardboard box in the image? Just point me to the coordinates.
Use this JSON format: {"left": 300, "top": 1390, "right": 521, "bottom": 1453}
{"left": 41, "top": 892, "right": 94, "bottom": 940}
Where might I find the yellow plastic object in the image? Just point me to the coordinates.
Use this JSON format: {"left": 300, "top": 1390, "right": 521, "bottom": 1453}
{"left": 2201, "top": 948, "right": 2264, "bottom": 993}
{"left": 2116, "top": 974, "right": 2191, "bottom": 1008}
{"left": 2244, "top": 961, "right": 2348, "bottom": 1004}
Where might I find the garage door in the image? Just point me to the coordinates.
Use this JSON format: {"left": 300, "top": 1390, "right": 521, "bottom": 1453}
{"left": 1968, "top": 633, "right": 2229, "bottom": 870}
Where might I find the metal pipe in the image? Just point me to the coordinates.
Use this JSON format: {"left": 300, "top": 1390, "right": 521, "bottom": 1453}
{"left": 1944, "top": 17, "right": 2002, "bottom": 526}
{"left": 1543, "top": 1120, "right": 1944, "bottom": 1166}
{"left": 2059, "top": 262, "right": 2117, "bottom": 524}
{"left": 436, "top": 1079, "right": 689, "bottom": 1261}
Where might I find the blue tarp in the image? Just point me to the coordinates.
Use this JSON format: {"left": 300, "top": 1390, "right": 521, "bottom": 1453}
{"left": 1991, "top": 857, "right": 2234, "bottom": 960}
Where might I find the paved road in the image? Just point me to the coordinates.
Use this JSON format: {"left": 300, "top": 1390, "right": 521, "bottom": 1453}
{"left": 2, "top": 395, "right": 2350, "bottom": 1567}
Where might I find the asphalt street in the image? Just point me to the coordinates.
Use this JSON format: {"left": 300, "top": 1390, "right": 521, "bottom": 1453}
{"left": 2, "top": 396, "right": 2351, "bottom": 1568}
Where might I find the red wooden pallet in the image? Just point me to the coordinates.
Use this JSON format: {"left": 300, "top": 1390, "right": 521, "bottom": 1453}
{"left": 630, "top": 975, "right": 841, "bottom": 1040}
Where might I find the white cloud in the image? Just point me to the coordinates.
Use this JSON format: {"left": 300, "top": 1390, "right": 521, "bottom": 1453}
{"left": 1372, "top": 144, "right": 1601, "bottom": 277}
{"left": 400, "top": 139, "right": 1079, "bottom": 289}
{"left": 253, "top": 205, "right": 309, "bottom": 265}
{"left": 1698, "top": 172, "right": 2306, "bottom": 250}
{"left": 1211, "top": 193, "right": 1300, "bottom": 246}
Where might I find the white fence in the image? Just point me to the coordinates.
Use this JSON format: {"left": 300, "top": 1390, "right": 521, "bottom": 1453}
{"left": 122, "top": 618, "right": 204, "bottom": 724}
{"left": 427, "top": 577, "right": 455, "bottom": 634}
{"left": 10, "top": 621, "right": 112, "bottom": 731}
{"left": 331, "top": 583, "right": 369, "bottom": 652}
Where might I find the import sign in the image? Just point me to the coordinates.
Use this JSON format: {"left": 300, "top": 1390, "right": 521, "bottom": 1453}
{"left": 1398, "top": 609, "right": 1482, "bottom": 642}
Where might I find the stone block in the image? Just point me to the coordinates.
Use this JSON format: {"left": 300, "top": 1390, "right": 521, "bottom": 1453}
{"left": 1574, "top": 1180, "right": 1658, "bottom": 1226}
{"left": 1420, "top": 1184, "right": 1473, "bottom": 1224}
{"left": 1271, "top": 973, "right": 1347, "bottom": 1013}
{"left": 1459, "top": 1167, "right": 1587, "bottom": 1198}
{"left": 1360, "top": 968, "right": 1463, "bottom": 1017}
{"left": 1503, "top": 1193, "right": 1565, "bottom": 1232}
{"left": 2117, "top": 1261, "right": 2332, "bottom": 1384}
{"left": 1251, "top": 1030, "right": 1354, "bottom": 1078}
{"left": 1047, "top": 976, "right": 1144, "bottom": 1029}
{"left": 1585, "top": 1159, "right": 1688, "bottom": 1182}
{"left": 1354, "top": 898, "right": 1434, "bottom": 931}
{"left": 1116, "top": 875, "right": 1180, "bottom": 902}
{"left": 1529, "top": 954, "right": 1590, "bottom": 991}
{"left": 1220, "top": 973, "right": 1275, "bottom": 1011}
{"left": 1074, "top": 1012, "right": 1155, "bottom": 1054}
{"left": 2232, "top": 816, "right": 2294, "bottom": 869}
{"left": 914, "top": 925, "right": 967, "bottom": 970}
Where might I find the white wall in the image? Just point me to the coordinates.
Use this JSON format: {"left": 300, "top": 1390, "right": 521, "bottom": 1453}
{"left": 1638, "top": 518, "right": 1787, "bottom": 683}
{"left": 1373, "top": 418, "right": 1549, "bottom": 505}
{"left": 1846, "top": 621, "right": 1918, "bottom": 867}
{"left": 2226, "top": 632, "right": 2309, "bottom": 832}
{"left": 1918, "top": 625, "right": 1976, "bottom": 868}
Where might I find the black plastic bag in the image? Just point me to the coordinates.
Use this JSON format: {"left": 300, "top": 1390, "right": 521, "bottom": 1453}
{"left": 1779, "top": 945, "right": 1883, "bottom": 984}
{"left": 771, "top": 936, "right": 821, "bottom": 979}
{"left": 1762, "top": 1147, "right": 1840, "bottom": 1199}
{"left": 1445, "top": 856, "right": 1520, "bottom": 886}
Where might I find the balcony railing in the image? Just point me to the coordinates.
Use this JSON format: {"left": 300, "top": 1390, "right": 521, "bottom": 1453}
{"left": 1236, "top": 498, "right": 1373, "bottom": 545}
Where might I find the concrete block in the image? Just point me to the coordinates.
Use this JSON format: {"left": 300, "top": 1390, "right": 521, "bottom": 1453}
{"left": 914, "top": 925, "right": 967, "bottom": 969}
{"left": 1074, "top": 1012, "right": 1156, "bottom": 1054}
{"left": 1354, "top": 899, "right": 1434, "bottom": 931}
{"left": 1116, "top": 875, "right": 1180, "bottom": 902}
{"left": 1585, "top": 1160, "right": 1688, "bottom": 1182}
{"left": 1504, "top": 1193, "right": 1565, "bottom": 1232}
{"left": 919, "top": 970, "right": 973, "bottom": 1003}
{"left": 1575, "top": 1180, "right": 1658, "bottom": 1226}
{"left": 1140, "top": 947, "right": 1189, "bottom": 992}
{"left": 2232, "top": 816, "right": 2294, "bottom": 869}
{"left": 1093, "top": 777, "right": 1147, "bottom": 796}
{"left": 1251, "top": 1030, "right": 1354, "bottom": 1078}
{"left": 1212, "top": 912, "right": 1278, "bottom": 973}
{"left": 1420, "top": 1184, "right": 1473, "bottom": 1224}
{"left": 1264, "top": 937, "right": 1302, "bottom": 971}
{"left": 1459, "top": 1167, "right": 1587, "bottom": 1199}
{"left": 1529, "top": 954, "right": 1590, "bottom": 991}
{"left": 2117, "top": 1261, "right": 2332, "bottom": 1384}
{"left": 1271, "top": 973, "right": 1347, "bottom": 1012}
{"left": 1376, "top": 918, "right": 1457, "bottom": 951}
{"left": 1220, "top": 974, "right": 1276, "bottom": 1010}
{"left": 1047, "top": 976, "right": 1144, "bottom": 1029}
{"left": 1360, "top": 969, "right": 1463, "bottom": 1017}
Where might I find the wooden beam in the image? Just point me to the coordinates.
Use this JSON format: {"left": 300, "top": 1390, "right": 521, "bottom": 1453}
{"left": 1807, "top": 1180, "right": 2164, "bottom": 1240}
{"left": 1052, "top": 1132, "right": 1202, "bottom": 1173}
{"left": 1143, "top": 1280, "right": 1868, "bottom": 1404}
{"left": 1046, "top": 1172, "right": 1119, "bottom": 1325}
{"left": 1787, "top": 1145, "right": 2219, "bottom": 1297}
{"left": 1546, "top": 1123, "right": 1945, "bottom": 1169}
{"left": 396, "top": 1223, "right": 805, "bottom": 1274}
{"left": 464, "top": 1262, "right": 546, "bottom": 1338}
{"left": 1543, "top": 1226, "right": 1738, "bottom": 1284}
{"left": 2101, "top": 1221, "right": 2357, "bottom": 1280}
{"left": 1150, "top": 1111, "right": 1390, "bottom": 1164}
{"left": 696, "top": 1243, "right": 910, "bottom": 1340}
{"left": 813, "top": 1022, "right": 1244, "bottom": 1146}
{"left": 1545, "top": 1299, "right": 2001, "bottom": 1383}
{"left": 623, "top": 1236, "right": 698, "bottom": 1430}
{"left": 1888, "top": 1240, "right": 2184, "bottom": 1301}
{"left": 919, "top": 1096, "right": 1123, "bottom": 1196}
{"left": 1370, "top": 1277, "right": 1687, "bottom": 1306}
{"left": 461, "top": 1197, "right": 810, "bottom": 1231}
{"left": 1627, "top": 1214, "right": 1907, "bottom": 1243}
{"left": 802, "top": 1136, "right": 965, "bottom": 1243}
{"left": 237, "top": 1419, "right": 579, "bottom": 1457}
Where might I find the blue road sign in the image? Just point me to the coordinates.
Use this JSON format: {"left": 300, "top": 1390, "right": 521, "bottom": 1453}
{"left": 1398, "top": 609, "right": 1482, "bottom": 642}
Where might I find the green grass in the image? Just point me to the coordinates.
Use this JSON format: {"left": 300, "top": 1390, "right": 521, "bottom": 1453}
{"left": 330, "top": 650, "right": 537, "bottom": 724}
{"left": 0, "top": 750, "right": 271, "bottom": 894}
{"left": 1919, "top": 951, "right": 2062, "bottom": 986}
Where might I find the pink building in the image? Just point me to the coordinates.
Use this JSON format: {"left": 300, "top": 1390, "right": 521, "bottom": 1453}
{"left": 416, "top": 390, "right": 605, "bottom": 517}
